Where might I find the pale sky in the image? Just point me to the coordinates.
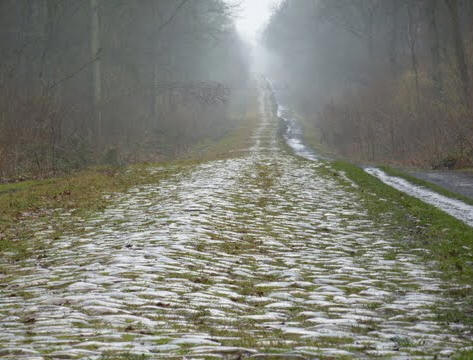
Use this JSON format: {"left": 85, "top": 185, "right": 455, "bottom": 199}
{"left": 231, "top": 0, "right": 280, "bottom": 43}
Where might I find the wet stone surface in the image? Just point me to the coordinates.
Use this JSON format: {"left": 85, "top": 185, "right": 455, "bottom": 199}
{"left": 0, "top": 88, "right": 472, "bottom": 359}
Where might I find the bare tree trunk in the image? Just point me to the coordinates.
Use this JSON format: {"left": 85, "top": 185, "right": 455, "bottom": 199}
{"left": 151, "top": 0, "right": 159, "bottom": 122}
{"left": 407, "top": 4, "right": 420, "bottom": 109}
{"left": 427, "top": 0, "right": 443, "bottom": 99}
{"left": 366, "top": 16, "right": 374, "bottom": 60}
{"left": 388, "top": 1, "right": 399, "bottom": 76}
{"left": 445, "top": 0, "right": 471, "bottom": 110}
{"left": 90, "top": 0, "right": 102, "bottom": 143}
{"left": 152, "top": 63, "right": 158, "bottom": 121}
{"left": 149, "top": 0, "right": 189, "bottom": 123}
{"left": 39, "top": 0, "right": 56, "bottom": 87}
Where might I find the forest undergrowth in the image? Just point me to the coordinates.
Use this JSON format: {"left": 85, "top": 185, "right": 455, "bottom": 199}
{"left": 0, "top": 96, "right": 259, "bottom": 263}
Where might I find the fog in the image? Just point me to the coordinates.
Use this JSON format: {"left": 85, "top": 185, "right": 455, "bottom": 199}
{"left": 232, "top": 0, "right": 279, "bottom": 43}
{"left": 261, "top": 0, "right": 473, "bottom": 168}
{"left": 1, "top": 0, "right": 473, "bottom": 178}
{"left": 0, "top": 0, "right": 251, "bottom": 178}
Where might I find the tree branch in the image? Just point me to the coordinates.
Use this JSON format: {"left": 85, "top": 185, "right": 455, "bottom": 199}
{"left": 44, "top": 50, "right": 101, "bottom": 92}
{"left": 156, "top": 0, "right": 191, "bottom": 34}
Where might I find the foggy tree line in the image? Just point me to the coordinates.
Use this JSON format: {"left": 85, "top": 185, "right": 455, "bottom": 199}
{"left": 0, "top": 0, "right": 249, "bottom": 179}
{"left": 264, "top": 0, "right": 473, "bottom": 168}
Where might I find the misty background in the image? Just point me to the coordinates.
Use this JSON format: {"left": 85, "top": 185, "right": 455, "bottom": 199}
{"left": 262, "top": 0, "right": 473, "bottom": 169}
{"left": 0, "top": 0, "right": 251, "bottom": 179}
{"left": 1, "top": 0, "right": 473, "bottom": 180}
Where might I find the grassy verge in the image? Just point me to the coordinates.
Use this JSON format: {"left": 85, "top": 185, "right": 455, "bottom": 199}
{"left": 0, "top": 179, "right": 56, "bottom": 195}
{"left": 380, "top": 165, "right": 473, "bottom": 206}
{"left": 331, "top": 160, "right": 473, "bottom": 326}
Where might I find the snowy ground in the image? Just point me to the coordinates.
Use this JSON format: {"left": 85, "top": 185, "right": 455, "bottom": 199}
{"left": 0, "top": 86, "right": 471, "bottom": 359}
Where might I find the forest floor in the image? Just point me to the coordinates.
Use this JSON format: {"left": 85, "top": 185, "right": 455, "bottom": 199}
{"left": 1, "top": 84, "right": 473, "bottom": 359}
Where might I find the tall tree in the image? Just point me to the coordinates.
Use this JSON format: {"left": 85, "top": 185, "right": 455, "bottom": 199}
{"left": 427, "top": 0, "right": 442, "bottom": 98}
{"left": 445, "top": 0, "right": 470, "bottom": 109}
{"left": 388, "top": 0, "right": 400, "bottom": 76}
{"left": 90, "top": 0, "right": 102, "bottom": 141}
{"left": 407, "top": 1, "right": 420, "bottom": 107}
